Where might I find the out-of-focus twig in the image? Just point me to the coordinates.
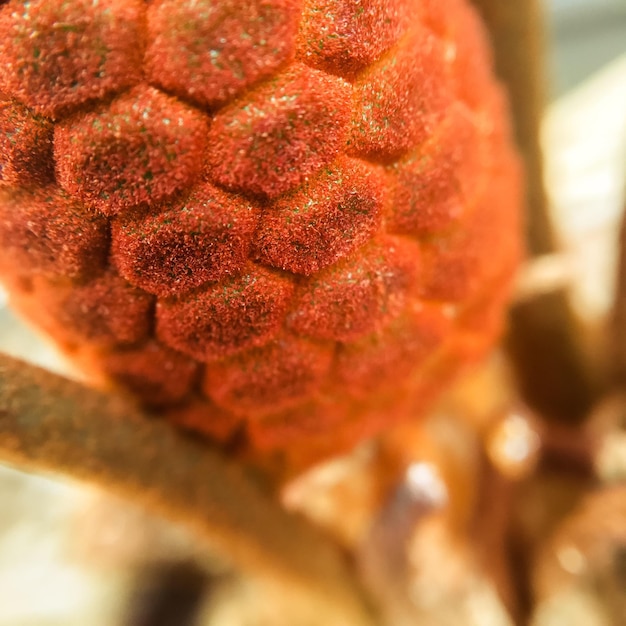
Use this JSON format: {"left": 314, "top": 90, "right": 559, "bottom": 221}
{"left": 513, "top": 253, "right": 575, "bottom": 304}
{"left": 609, "top": 187, "right": 626, "bottom": 385}
{"left": 0, "top": 353, "right": 376, "bottom": 626}
{"left": 471, "top": 0, "right": 551, "bottom": 255}
{"left": 472, "top": 0, "right": 601, "bottom": 424}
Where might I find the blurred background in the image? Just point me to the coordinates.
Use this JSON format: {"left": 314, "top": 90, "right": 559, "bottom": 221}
{"left": 543, "top": 0, "right": 626, "bottom": 325}
{"left": 1, "top": 1, "right": 625, "bottom": 624}
{"left": 549, "top": 0, "right": 626, "bottom": 97}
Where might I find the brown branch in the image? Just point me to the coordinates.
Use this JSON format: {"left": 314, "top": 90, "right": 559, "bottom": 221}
{"left": 610, "top": 189, "right": 626, "bottom": 385}
{"left": 472, "top": 0, "right": 601, "bottom": 423}
{"left": 471, "top": 0, "right": 552, "bottom": 255}
{"left": 0, "top": 353, "right": 376, "bottom": 626}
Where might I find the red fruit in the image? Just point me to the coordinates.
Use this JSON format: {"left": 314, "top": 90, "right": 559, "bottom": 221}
{"left": 0, "top": 0, "right": 522, "bottom": 470}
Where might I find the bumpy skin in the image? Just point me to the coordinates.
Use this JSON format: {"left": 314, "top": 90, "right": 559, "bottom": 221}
{"left": 0, "top": 0, "right": 522, "bottom": 470}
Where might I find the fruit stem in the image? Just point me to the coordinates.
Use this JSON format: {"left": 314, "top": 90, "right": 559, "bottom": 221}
{"left": 0, "top": 352, "right": 376, "bottom": 626}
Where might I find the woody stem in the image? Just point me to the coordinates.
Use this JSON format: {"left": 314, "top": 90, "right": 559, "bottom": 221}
{"left": 0, "top": 352, "right": 376, "bottom": 626}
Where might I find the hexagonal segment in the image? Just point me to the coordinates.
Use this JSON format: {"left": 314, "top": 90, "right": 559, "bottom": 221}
{"left": 203, "top": 334, "right": 333, "bottom": 416}
{"left": 55, "top": 86, "right": 209, "bottom": 215}
{"left": 288, "top": 237, "right": 419, "bottom": 342}
{"left": 247, "top": 393, "right": 401, "bottom": 469}
{"left": 0, "top": 186, "right": 108, "bottom": 281}
{"left": 420, "top": 0, "right": 494, "bottom": 108}
{"left": 419, "top": 157, "right": 522, "bottom": 302}
{"left": 246, "top": 396, "right": 350, "bottom": 453}
{"left": 147, "top": 0, "right": 299, "bottom": 110}
{"left": 113, "top": 182, "right": 259, "bottom": 297}
{"left": 156, "top": 265, "right": 294, "bottom": 362}
{"left": 297, "top": 0, "right": 409, "bottom": 77}
{"left": 0, "top": 100, "right": 54, "bottom": 187}
{"left": 349, "top": 27, "right": 452, "bottom": 161}
{"left": 0, "top": 0, "right": 143, "bottom": 118}
{"left": 206, "top": 64, "right": 351, "bottom": 198}
{"left": 334, "top": 303, "right": 452, "bottom": 397}
{"left": 255, "top": 158, "right": 384, "bottom": 275}
{"left": 21, "top": 271, "right": 154, "bottom": 349}
{"left": 99, "top": 340, "right": 199, "bottom": 407}
{"left": 387, "top": 103, "right": 485, "bottom": 236}
{"left": 419, "top": 0, "right": 464, "bottom": 35}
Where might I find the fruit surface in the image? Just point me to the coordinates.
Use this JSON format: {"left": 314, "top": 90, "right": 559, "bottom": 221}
{"left": 0, "top": 0, "right": 522, "bottom": 470}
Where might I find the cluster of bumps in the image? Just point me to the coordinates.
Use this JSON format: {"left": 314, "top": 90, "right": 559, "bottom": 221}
{"left": 0, "top": 0, "right": 521, "bottom": 469}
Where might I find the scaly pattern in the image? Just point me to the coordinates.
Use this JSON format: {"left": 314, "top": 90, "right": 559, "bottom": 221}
{"left": 0, "top": 0, "right": 522, "bottom": 470}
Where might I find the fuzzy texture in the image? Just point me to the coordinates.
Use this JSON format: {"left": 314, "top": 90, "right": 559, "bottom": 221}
{"left": 287, "top": 238, "right": 419, "bottom": 342}
{"left": 348, "top": 26, "right": 451, "bottom": 161}
{"left": 0, "top": 101, "right": 54, "bottom": 186}
{"left": 112, "top": 182, "right": 259, "bottom": 296}
{"left": 0, "top": 186, "right": 108, "bottom": 280}
{"left": 297, "top": 0, "right": 410, "bottom": 77}
{"left": 206, "top": 64, "right": 352, "bottom": 198}
{"left": 146, "top": 0, "right": 300, "bottom": 110}
{"left": 254, "top": 158, "right": 385, "bottom": 275}
{"left": 204, "top": 335, "right": 335, "bottom": 416}
{"left": 156, "top": 265, "right": 295, "bottom": 361}
{"left": 0, "top": 0, "right": 522, "bottom": 469}
{"left": 0, "top": 0, "right": 143, "bottom": 119}
{"left": 54, "top": 86, "right": 210, "bottom": 214}
{"left": 12, "top": 271, "right": 155, "bottom": 350}
{"left": 98, "top": 340, "right": 200, "bottom": 408}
